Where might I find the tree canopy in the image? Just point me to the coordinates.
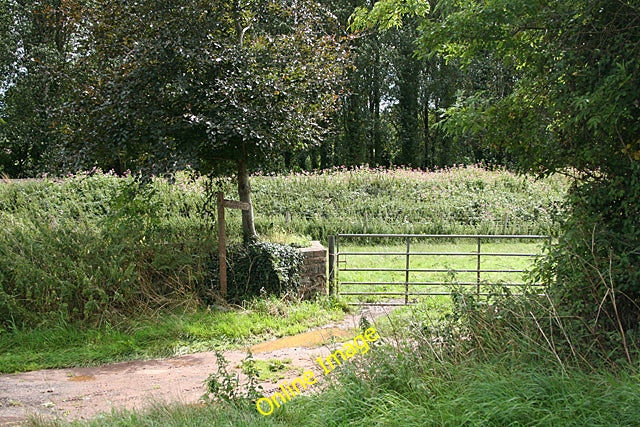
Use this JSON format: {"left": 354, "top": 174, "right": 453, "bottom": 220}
{"left": 352, "top": 0, "right": 640, "bottom": 354}
{"left": 354, "top": 0, "right": 640, "bottom": 173}
{"left": 62, "top": 0, "right": 346, "bottom": 176}
{"left": 1, "top": 0, "right": 518, "bottom": 178}
{"left": 44, "top": 0, "right": 346, "bottom": 240}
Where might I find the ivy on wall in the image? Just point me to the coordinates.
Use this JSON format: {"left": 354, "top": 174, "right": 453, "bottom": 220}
{"left": 205, "top": 242, "right": 304, "bottom": 304}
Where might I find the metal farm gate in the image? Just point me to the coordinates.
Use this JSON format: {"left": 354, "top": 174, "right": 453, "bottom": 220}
{"left": 327, "top": 234, "right": 550, "bottom": 306}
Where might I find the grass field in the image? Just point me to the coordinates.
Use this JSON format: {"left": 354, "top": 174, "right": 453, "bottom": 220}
{"left": 0, "top": 166, "right": 567, "bottom": 330}
{"left": 1, "top": 168, "right": 634, "bottom": 427}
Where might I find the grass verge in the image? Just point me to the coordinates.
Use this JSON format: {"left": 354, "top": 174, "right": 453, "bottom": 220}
{"left": 26, "top": 294, "right": 640, "bottom": 427}
{"left": 29, "top": 342, "right": 640, "bottom": 426}
{"left": 0, "top": 297, "right": 349, "bottom": 373}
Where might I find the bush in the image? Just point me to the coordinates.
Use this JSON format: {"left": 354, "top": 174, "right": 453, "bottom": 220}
{"left": 204, "top": 241, "right": 304, "bottom": 304}
{"left": 0, "top": 173, "right": 213, "bottom": 328}
{"left": 533, "top": 165, "right": 640, "bottom": 365}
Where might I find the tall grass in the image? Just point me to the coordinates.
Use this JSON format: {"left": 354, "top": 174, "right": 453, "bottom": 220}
{"left": 0, "top": 172, "right": 212, "bottom": 328}
{"left": 249, "top": 165, "right": 568, "bottom": 240}
{"left": 280, "top": 356, "right": 640, "bottom": 426}
{"left": 280, "top": 290, "right": 640, "bottom": 426}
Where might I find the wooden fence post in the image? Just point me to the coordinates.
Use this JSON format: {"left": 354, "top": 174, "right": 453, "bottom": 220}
{"left": 217, "top": 192, "right": 251, "bottom": 299}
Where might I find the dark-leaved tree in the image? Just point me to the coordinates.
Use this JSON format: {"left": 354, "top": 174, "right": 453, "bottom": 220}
{"left": 0, "top": 0, "right": 85, "bottom": 177}
{"left": 65, "top": 0, "right": 348, "bottom": 242}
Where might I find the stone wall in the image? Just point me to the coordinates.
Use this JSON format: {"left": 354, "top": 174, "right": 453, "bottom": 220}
{"left": 298, "top": 241, "right": 327, "bottom": 299}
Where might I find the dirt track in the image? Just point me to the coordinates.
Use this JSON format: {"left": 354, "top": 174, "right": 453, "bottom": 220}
{"left": 0, "top": 305, "right": 395, "bottom": 426}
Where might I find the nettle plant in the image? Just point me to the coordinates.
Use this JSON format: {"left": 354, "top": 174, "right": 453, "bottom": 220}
{"left": 203, "top": 349, "right": 263, "bottom": 403}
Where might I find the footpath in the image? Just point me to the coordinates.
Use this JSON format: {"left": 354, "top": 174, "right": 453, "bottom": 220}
{"left": 0, "top": 305, "right": 394, "bottom": 426}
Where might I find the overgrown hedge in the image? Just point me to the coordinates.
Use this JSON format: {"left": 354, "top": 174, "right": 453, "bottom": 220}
{"left": 534, "top": 164, "right": 640, "bottom": 362}
{"left": 0, "top": 173, "right": 213, "bottom": 328}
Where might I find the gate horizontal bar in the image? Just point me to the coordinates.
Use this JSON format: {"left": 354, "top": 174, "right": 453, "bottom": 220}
{"left": 340, "top": 281, "right": 542, "bottom": 286}
{"left": 340, "top": 292, "right": 411, "bottom": 296}
{"left": 341, "top": 291, "right": 522, "bottom": 296}
{"left": 336, "top": 233, "right": 549, "bottom": 239}
{"left": 348, "top": 302, "right": 409, "bottom": 306}
{"left": 338, "top": 251, "right": 540, "bottom": 256}
{"left": 346, "top": 293, "right": 542, "bottom": 305}
{"left": 340, "top": 268, "right": 527, "bottom": 273}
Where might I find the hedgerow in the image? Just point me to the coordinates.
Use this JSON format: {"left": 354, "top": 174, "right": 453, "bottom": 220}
{"left": 0, "top": 166, "right": 567, "bottom": 328}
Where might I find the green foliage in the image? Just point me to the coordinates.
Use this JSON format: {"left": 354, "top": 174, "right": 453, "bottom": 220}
{"left": 415, "top": 0, "right": 640, "bottom": 178}
{"left": 206, "top": 242, "right": 304, "bottom": 304}
{"left": 533, "top": 166, "right": 640, "bottom": 364}
{"left": 51, "top": 0, "right": 349, "bottom": 241}
{"left": 249, "top": 165, "right": 567, "bottom": 240}
{"left": 0, "top": 0, "right": 85, "bottom": 177}
{"left": 204, "top": 349, "right": 263, "bottom": 403}
{"left": 61, "top": 0, "right": 347, "bottom": 179}
{"left": 292, "top": 351, "right": 640, "bottom": 426}
{"left": 354, "top": 0, "right": 640, "bottom": 354}
{"left": 0, "top": 299, "right": 346, "bottom": 373}
{"left": 351, "top": 0, "right": 430, "bottom": 31}
{"left": 343, "top": 0, "right": 514, "bottom": 171}
{"left": 203, "top": 349, "right": 267, "bottom": 404}
{"left": 0, "top": 173, "right": 212, "bottom": 328}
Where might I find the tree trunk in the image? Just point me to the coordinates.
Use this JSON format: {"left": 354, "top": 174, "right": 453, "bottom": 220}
{"left": 371, "top": 36, "right": 382, "bottom": 166}
{"left": 396, "top": 22, "right": 421, "bottom": 167}
{"left": 237, "top": 158, "right": 257, "bottom": 244}
{"left": 423, "top": 94, "right": 431, "bottom": 169}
